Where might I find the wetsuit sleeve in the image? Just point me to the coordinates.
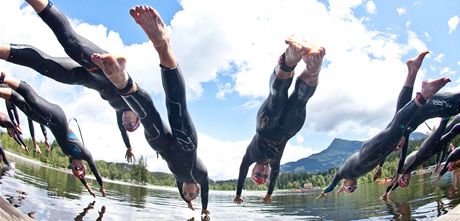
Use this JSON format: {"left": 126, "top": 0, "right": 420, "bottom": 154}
{"left": 440, "top": 149, "right": 460, "bottom": 177}
{"left": 5, "top": 102, "right": 19, "bottom": 126}
{"left": 40, "top": 124, "right": 48, "bottom": 140}
{"left": 439, "top": 166, "right": 448, "bottom": 177}
{"left": 200, "top": 175, "right": 209, "bottom": 210}
{"left": 267, "top": 162, "right": 280, "bottom": 196}
{"left": 176, "top": 180, "right": 187, "bottom": 203}
{"left": 324, "top": 173, "right": 341, "bottom": 193}
{"left": 28, "top": 118, "right": 36, "bottom": 143}
{"left": 116, "top": 111, "right": 131, "bottom": 148}
{"left": 83, "top": 154, "right": 103, "bottom": 187}
{"left": 236, "top": 153, "right": 254, "bottom": 196}
{"left": 385, "top": 182, "right": 398, "bottom": 194}
{"left": 0, "top": 114, "right": 16, "bottom": 129}
{"left": 0, "top": 147, "right": 10, "bottom": 166}
{"left": 440, "top": 123, "right": 460, "bottom": 143}
{"left": 396, "top": 135, "right": 409, "bottom": 174}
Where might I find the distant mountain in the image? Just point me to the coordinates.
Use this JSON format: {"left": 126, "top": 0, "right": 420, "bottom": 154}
{"left": 408, "top": 131, "right": 427, "bottom": 141}
{"left": 280, "top": 132, "right": 427, "bottom": 174}
{"left": 280, "top": 138, "right": 363, "bottom": 173}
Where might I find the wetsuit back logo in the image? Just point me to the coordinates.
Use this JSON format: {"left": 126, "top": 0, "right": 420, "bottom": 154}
{"left": 431, "top": 99, "right": 452, "bottom": 108}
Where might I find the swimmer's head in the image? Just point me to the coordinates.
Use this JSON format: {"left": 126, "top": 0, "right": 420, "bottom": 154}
{"left": 71, "top": 159, "right": 86, "bottom": 180}
{"left": 398, "top": 174, "right": 411, "bottom": 188}
{"left": 182, "top": 182, "right": 200, "bottom": 202}
{"left": 342, "top": 179, "right": 357, "bottom": 193}
{"left": 122, "top": 110, "right": 140, "bottom": 132}
{"left": 251, "top": 163, "right": 270, "bottom": 185}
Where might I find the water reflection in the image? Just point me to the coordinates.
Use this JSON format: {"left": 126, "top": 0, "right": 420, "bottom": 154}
{"left": 73, "top": 201, "right": 106, "bottom": 221}
{"left": 1, "top": 154, "right": 460, "bottom": 220}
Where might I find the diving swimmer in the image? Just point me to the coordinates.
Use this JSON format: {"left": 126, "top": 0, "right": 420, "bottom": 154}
{"left": 0, "top": 0, "right": 138, "bottom": 163}
{"left": 234, "top": 37, "right": 325, "bottom": 204}
{"left": 0, "top": 72, "right": 106, "bottom": 197}
{"left": 90, "top": 5, "right": 210, "bottom": 217}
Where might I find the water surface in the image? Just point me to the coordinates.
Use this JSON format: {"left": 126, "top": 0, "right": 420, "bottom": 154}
{"left": 1, "top": 153, "right": 460, "bottom": 220}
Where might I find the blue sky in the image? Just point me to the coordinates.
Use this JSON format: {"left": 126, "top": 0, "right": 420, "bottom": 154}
{"left": 1, "top": 0, "right": 459, "bottom": 180}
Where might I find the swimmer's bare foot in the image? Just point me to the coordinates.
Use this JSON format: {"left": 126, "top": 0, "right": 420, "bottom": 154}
{"left": 407, "top": 51, "right": 429, "bottom": 77}
{"left": 284, "top": 37, "right": 314, "bottom": 68}
{"left": 417, "top": 77, "right": 450, "bottom": 106}
{"left": 91, "top": 53, "right": 129, "bottom": 90}
{"left": 404, "top": 51, "right": 429, "bottom": 86}
{"left": 25, "top": 0, "right": 49, "bottom": 13}
{"left": 130, "top": 5, "right": 168, "bottom": 50}
{"left": 299, "top": 47, "right": 326, "bottom": 86}
{"left": 130, "top": 5, "right": 177, "bottom": 68}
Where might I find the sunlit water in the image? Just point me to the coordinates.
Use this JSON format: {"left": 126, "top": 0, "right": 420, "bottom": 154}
{"left": 1, "top": 153, "right": 460, "bottom": 221}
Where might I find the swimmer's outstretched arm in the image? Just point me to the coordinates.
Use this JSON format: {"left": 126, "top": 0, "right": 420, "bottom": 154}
{"left": 317, "top": 173, "right": 340, "bottom": 199}
{"left": 234, "top": 153, "right": 253, "bottom": 204}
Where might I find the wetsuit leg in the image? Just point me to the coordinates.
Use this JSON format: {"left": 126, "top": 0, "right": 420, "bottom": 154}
{"left": 7, "top": 44, "right": 91, "bottom": 85}
{"left": 161, "top": 66, "right": 197, "bottom": 152}
{"left": 9, "top": 81, "right": 67, "bottom": 129}
{"left": 396, "top": 86, "right": 413, "bottom": 112}
{"left": 359, "top": 101, "right": 420, "bottom": 168}
{"left": 278, "top": 79, "right": 316, "bottom": 138}
{"left": 256, "top": 72, "right": 293, "bottom": 134}
{"left": 121, "top": 87, "right": 173, "bottom": 152}
{"left": 38, "top": 2, "right": 107, "bottom": 70}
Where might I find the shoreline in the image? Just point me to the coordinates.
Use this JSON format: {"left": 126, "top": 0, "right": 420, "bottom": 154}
{"left": 4, "top": 150, "right": 178, "bottom": 193}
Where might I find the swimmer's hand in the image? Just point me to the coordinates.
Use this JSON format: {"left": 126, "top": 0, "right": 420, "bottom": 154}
{"left": 100, "top": 187, "right": 107, "bottom": 197}
{"left": 187, "top": 201, "right": 195, "bottom": 210}
{"left": 88, "top": 189, "right": 96, "bottom": 198}
{"left": 316, "top": 192, "right": 326, "bottom": 200}
{"left": 233, "top": 195, "right": 243, "bottom": 204}
{"left": 201, "top": 209, "right": 210, "bottom": 216}
{"left": 125, "top": 148, "right": 136, "bottom": 163}
{"left": 44, "top": 139, "right": 51, "bottom": 152}
{"left": 263, "top": 194, "right": 272, "bottom": 204}
{"left": 373, "top": 167, "right": 382, "bottom": 181}
{"left": 435, "top": 175, "right": 441, "bottom": 182}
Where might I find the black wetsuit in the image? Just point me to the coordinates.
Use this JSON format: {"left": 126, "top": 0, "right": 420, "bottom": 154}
{"left": 236, "top": 71, "right": 317, "bottom": 197}
{"left": 0, "top": 144, "right": 11, "bottom": 166}
{"left": 384, "top": 116, "right": 460, "bottom": 192}
{"left": 6, "top": 1, "right": 132, "bottom": 150}
{"left": 121, "top": 66, "right": 208, "bottom": 210}
{"left": 379, "top": 92, "right": 460, "bottom": 176}
{"left": 28, "top": 117, "right": 48, "bottom": 146}
{"left": 7, "top": 81, "right": 103, "bottom": 188}
{"left": 439, "top": 147, "right": 460, "bottom": 177}
{"left": 325, "top": 89, "right": 460, "bottom": 193}
{"left": 324, "top": 84, "right": 426, "bottom": 193}
{"left": 0, "top": 112, "right": 27, "bottom": 148}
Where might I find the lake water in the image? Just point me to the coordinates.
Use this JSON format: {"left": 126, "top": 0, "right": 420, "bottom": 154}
{"left": 1, "top": 153, "right": 460, "bottom": 221}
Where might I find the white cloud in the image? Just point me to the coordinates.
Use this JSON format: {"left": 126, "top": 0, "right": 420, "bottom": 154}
{"left": 1, "top": 0, "right": 450, "bottom": 180}
{"left": 440, "top": 67, "right": 456, "bottom": 75}
{"left": 296, "top": 135, "right": 304, "bottom": 144}
{"left": 434, "top": 53, "right": 445, "bottom": 63}
{"left": 405, "top": 21, "right": 411, "bottom": 28}
{"left": 448, "top": 16, "right": 459, "bottom": 34}
{"left": 366, "top": 1, "right": 377, "bottom": 15}
{"left": 396, "top": 7, "right": 407, "bottom": 15}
